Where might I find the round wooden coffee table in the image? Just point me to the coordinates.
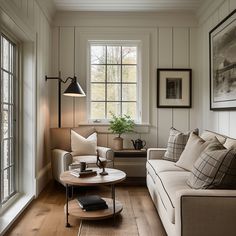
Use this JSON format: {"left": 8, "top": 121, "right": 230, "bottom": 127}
{"left": 60, "top": 168, "right": 126, "bottom": 227}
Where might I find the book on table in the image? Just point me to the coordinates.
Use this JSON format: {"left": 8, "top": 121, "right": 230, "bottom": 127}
{"left": 77, "top": 195, "right": 108, "bottom": 211}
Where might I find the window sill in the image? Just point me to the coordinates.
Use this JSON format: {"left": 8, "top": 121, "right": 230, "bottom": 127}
{"left": 78, "top": 123, "right": 150, "bottom": 133}
{"left": 0, "top": 193, "right": 34, "bottom": 235}
{"left": 79, "top": 123, "right": 151, "bottom": 127}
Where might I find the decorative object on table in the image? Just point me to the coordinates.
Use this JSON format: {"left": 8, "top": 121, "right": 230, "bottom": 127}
{"left": 108, "top": 112, "right": 135, "bottom": 150}
{"left": 209, "top": 9, "right": 236, "bottom": 110}
{"left": 96, "top": 153, "right": 108, "bottom": 175}
{"left": 131, "top": 139, "right": 146, "bottom": 150}
{"left": 157, "top": 68, "right": 192, "bottom": 108}
{"left": 77, "top": 195, "right": 108, "bottom": 211}
{"left": 80, "top": 161, "right": 87, "bottom": 172}
{"left": 45, "top": 71, "right": 86, "bottom": 127}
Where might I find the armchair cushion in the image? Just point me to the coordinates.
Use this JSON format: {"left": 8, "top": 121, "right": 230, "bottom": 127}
{"left": 71, "top": 130, "right": 97, "bottom": 156}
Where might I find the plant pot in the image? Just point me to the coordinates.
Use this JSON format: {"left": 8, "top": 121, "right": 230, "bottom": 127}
{"left": 113, "top": 137, "right": 123, "bottom": 150}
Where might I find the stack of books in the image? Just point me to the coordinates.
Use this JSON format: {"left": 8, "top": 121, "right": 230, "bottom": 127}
{"left": 77, "top": 195, "right": 108, "bottom": 211}
{"left": 70, "top": 169, "right": 97, "bottom": 178}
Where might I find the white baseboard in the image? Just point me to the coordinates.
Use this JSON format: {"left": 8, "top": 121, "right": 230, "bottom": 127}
{"left": 36, "top": 162, "right": 52, "bottom": 197}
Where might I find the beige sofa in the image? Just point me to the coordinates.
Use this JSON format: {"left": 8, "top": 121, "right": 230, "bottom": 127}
{"left": 50, "top": 127, "right": 114, "bottom": 184}
{"left": 146, "top": 130, "right": 236, "bottom": 236}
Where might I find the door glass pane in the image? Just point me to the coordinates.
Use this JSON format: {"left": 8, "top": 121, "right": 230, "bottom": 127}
{"left": 91, "top": 46, "right": 106, "bottom": 64}
{"left": 122, "top": 65, "right": 137, "bottom": 82}
{"left": 122, "top": 47, "right": 137, "bottom": 64}
{"left": 3, "top": 139, "right": 9, "bottom": 168}
{"left": 107, "top": 84, "right": 121, "bottom": 101}
{"left": 122, "top": 84, "right": 137, "bottom": 101}
{"left": 2, "top": 37, "right": 9, "bottom": 71}
{"left": 107, "top": 46, "right": 121, "bottom": 64}
{"left": 3, "top": 71, "right": 9, "bottom": 103}
{"left": 107, "top": 65, "right": 121, "bottom": 82}
{"left": 91, "top": 102, "right": 105, "bottom": 119}
{"left": 3, "top": 169, "right": 9, "bottom": 200}
{"left": 3, "top": 104, "right": 9, "bottom": 138}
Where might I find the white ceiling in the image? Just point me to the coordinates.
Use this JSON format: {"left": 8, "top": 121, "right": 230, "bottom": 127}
{"left": 53, "top": 0, "right": 203, "bottom": 12}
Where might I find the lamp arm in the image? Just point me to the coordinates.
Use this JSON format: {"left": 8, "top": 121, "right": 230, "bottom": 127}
{"left": 45, "top": 76, "right": 76, "bottom": 84}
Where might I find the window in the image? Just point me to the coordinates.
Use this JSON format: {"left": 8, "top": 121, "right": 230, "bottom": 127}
{"left": 89, "top": 42, "right": 140, "bottom": 122}
{"left": 0, "top": 34, "right": 17, "bottom": 206}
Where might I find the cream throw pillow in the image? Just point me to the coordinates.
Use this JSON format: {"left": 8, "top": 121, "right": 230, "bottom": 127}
{"left": 71, "top": 130, "right": 97, "bottom": 156}
{"left": 224, "top": 138, "right": 236, "bottom": 150}
{"left": 176, "top": 132, "right": 210, "bottom": 171}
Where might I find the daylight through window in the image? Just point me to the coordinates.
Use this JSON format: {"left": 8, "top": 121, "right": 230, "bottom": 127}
{"left": 0, "top": 34, "right": 17, "bottom": 206}
{"left": 89, "top": 43, "right": 139, "bottom": 121}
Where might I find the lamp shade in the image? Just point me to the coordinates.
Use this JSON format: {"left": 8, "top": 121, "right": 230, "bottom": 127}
{"left": 63, "top": 79, "right": 86, "bottom": 97}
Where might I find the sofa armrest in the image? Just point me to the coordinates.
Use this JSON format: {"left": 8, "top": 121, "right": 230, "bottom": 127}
{"left": 97, "top": 146, "right": 114, "bottom": 161}
{"left": 51, "top": 149, "right": 73, "bottom": 183}
{"left": 147, "top": 148, "right": 166, "bottom": 160}
{"left": 175, "top": 189, "right": 236, "bottom": 236}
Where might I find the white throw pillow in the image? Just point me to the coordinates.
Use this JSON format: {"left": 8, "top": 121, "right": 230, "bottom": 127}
{"left": 71, "top": 130, "right": 97, "bottom": 156}
{"left": 176, "top": 132, "right": 209, "bottom": 171}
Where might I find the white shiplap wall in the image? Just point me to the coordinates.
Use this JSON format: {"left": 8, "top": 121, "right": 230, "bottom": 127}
{"left": 0, "top": 0, "right": 54, "bottom": 194}
{"left": 199, "top": 0, "right": 236, "bottom": 138}
{"left": 51, "top": 12, "right": 199, "bottom": 148}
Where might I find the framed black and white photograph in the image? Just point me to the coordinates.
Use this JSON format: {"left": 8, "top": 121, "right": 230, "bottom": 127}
{"left": 157, "top": 68, "right": 192, "bottom": 108}
{"left": 210, "top": 9, "right": 236, "bottom": 110}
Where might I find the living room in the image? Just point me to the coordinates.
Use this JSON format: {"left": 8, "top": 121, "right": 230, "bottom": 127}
{"left": 0, "top": 0, "right": 236, "bottom": 235}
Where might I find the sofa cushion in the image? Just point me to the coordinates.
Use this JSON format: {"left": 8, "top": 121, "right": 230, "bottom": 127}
{"left": 176, "top": 133, "right": 210, "bottom": 171}
{"left": 73, "top": 155, "right": 106, "bottom": 164}
{"left": 200, "top": 130, "right": 226, "bottom": 144}
{"left": 155, "top": 171, "right": 191, "bottom": 224}
{"left": 163, "top": 127, "right": 198, "bottom": 162}
{"left": 187, "top": 140, "right": 236, "bottom": 189}
{"left": 71, "top": 131, "right": 97, "bottom": 156}
{"left": 224, "top": 137, "right": 236, "bottom": 149}
{"left": 147, "top": 159, "right": 186, "bottom": 176}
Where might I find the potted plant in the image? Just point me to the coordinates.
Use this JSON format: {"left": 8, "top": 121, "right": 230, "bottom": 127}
{"left": 108, "top": 113, "right": 135, "bottom": 150}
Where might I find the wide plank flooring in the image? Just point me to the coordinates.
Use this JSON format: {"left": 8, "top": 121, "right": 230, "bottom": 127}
{"left": 5, "top": 182, "right": 166, "bottom": 236}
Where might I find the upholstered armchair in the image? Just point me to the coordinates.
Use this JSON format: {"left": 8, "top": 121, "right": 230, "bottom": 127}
{"left": 50, "top": 127, "right": 114, "bottom": 184}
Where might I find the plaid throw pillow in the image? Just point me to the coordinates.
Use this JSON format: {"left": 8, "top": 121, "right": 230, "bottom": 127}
{"left": 187, "top": 138, "right": 236, "bottom": 189}
{"left": 163, "top": 127, "right": 199, "bottom": 162}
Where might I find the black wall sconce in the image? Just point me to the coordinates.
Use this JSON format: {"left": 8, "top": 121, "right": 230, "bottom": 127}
{"left": 45, "top": 71, "right": 86, "bottom": 128}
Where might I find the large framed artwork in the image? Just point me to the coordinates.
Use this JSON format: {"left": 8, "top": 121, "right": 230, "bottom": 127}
{"left": 210, "top": 9, "right": 236, "bottom": 110}
{"left": 157, "top": 68, "right": 192, "bottom": 108}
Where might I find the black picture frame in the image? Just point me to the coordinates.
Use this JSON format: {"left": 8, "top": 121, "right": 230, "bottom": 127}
{"left": 209, "top": 9, "right": 236, "bottom": 110}
{"left": 157, "top": 68, "right": 192, "bottom": 108}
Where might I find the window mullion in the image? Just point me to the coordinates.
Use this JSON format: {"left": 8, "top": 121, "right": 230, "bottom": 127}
{"left": 0, "top": 36, "right": 2, "bottom": 206}
{"left": 105, "top": 46, "right": 107, "bottom": 119}
{"left": 120, "top": 46, "right": 122, "bottom": 116}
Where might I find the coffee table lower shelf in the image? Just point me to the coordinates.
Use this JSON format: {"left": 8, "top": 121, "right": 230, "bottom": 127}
{"left": 65, "top": 198, "right": 123, "bottom": 220}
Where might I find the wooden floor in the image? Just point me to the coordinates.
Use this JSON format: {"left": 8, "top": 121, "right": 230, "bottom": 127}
{"left": 5, "top": 181, "right": 167, "bottom": 236}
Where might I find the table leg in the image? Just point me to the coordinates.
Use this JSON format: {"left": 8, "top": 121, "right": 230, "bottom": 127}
{"left": 65, "top": 184, "right": 71, "bottom": 227}
{"left": 112, "top": 184, "right": 115, "bottom": 225}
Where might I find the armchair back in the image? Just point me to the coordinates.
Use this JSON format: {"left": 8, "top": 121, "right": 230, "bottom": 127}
{"left": 50, "top": 127, "right": 106, "bottom": 151}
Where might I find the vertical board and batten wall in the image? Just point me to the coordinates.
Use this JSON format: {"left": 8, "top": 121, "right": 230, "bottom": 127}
{"left": 199, "top": 0, "right": 236, "bottom": 138}
{"left": 157, "top": 27, "right": 199, "bottom": 146}
{"left": 0, "top": 0, "right": 54, "bottom": 194}
{"left": 52, "top": 12, "right": 199, "bottom": 148}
